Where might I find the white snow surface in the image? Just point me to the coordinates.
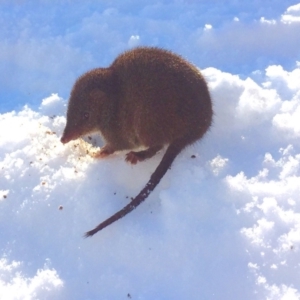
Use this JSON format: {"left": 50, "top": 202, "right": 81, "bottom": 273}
{"left": 1, "top": 65, "right": 300, "bottom": 299}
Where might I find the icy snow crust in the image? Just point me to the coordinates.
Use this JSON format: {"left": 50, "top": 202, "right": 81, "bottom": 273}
{"left": 1, "top": 65, "right": 300, "bottom": 299}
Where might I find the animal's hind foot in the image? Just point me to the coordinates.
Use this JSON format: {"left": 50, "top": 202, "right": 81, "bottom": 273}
{"left": 125, "top": 145, "right": 162, "bottom": 164}
{"left": 125, "top": 151, "right": 141, "bottom": 164}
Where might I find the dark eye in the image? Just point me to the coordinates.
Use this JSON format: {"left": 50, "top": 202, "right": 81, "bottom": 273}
{"left": 82, "top": 112, "right": 90, "bottom": 120}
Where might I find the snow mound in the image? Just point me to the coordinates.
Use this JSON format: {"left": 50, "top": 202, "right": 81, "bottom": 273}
{"left": 1, "top": 64, "right": 300, "bottom": 299}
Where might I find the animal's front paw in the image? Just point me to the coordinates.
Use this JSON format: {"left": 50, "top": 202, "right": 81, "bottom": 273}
{"left": 94, "top": 145, "right": 115, "bottom": 159}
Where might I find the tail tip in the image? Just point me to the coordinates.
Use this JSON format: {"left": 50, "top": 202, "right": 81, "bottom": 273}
{"left": 83, "top": 230, "right": 94, "bottom": 238}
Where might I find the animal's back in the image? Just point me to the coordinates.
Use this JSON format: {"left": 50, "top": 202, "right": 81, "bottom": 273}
{"left": 110, "top": 47, "right": 212, "bottom": 147}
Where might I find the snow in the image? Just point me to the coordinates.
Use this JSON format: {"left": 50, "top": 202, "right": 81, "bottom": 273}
{"left": 0, "top": 258, "right": 63, "bottom": 300}
{"left": 1, "top": 61, "right": 300, "bottom": 299}
{"left": 1, "top": 1, "right": 300, "bottom": 299}
{"left": 281, "top": 3, "right": 300, "bottom": 23}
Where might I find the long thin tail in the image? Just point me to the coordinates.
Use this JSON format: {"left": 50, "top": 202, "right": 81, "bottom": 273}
{"left": 84, "top": 140, "right": 185, "bottom": 237}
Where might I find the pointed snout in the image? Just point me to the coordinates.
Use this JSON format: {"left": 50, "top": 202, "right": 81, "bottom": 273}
{"left": 60, "top": 129, "right": 74, "bottom": 144}
{"left": 60, "top": 135, "right": 69, "bottom": 144}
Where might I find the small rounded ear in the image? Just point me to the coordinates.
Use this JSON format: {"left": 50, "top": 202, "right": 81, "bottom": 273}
{"left": 89, "top": 89, "right": 106, "bottom": 102}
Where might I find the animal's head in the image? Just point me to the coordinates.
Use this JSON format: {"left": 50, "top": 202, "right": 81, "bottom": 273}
{"left": 61, "top": 68, "right": 115, "bottom": 144}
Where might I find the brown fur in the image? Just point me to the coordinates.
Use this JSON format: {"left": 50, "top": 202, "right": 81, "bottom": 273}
{"left": 61, "top": 47, "right": 213, "bottom": 237}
